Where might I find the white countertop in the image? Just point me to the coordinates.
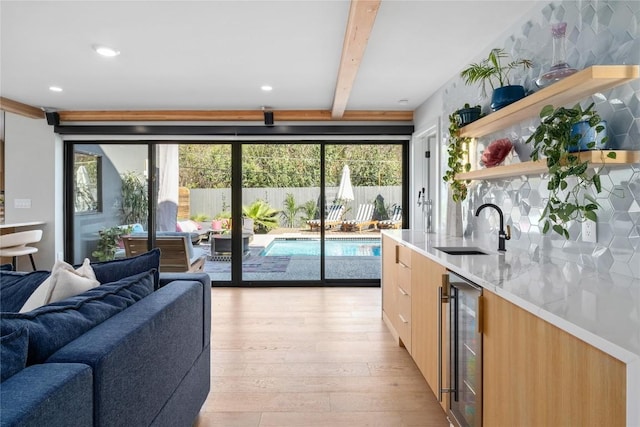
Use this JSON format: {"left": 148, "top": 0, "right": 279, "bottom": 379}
{"left": 0, "top": 221, "right": 45, "bottom": 230}
{"left": 383, "top": 229, "right": 640, "bottom": 365}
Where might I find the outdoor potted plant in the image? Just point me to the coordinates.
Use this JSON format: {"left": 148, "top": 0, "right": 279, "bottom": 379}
{"left": 460, "top": 48, "right": 533, "bottom": 111}
{"left": 243, "top": 200, "right": 279, "bottom": 233}
{"left": 525, "top": 102, "right": 615, "bottom": 238}
{"left": 92, "top": 225, "right": 132, "bottom": 261}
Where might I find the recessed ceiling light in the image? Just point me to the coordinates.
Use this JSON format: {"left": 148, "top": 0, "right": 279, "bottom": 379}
{"left": 398, "top": 99, "right": 409, "bottom": 105}
{"left": 93, "top": 45, "right": 121, "bottom": 57}
{"left": 49, "top": 86, "right": 63, "bottom": 92}
{"left": 261, "top": 85, "right": 273, "bottom": 92}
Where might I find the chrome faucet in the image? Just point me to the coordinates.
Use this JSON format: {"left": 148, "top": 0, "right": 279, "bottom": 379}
{"left": 417, "top": 188, "right": 432, "bottom": 233}
{"left": 475, "top": 203, "right": 511, "bottom": 252}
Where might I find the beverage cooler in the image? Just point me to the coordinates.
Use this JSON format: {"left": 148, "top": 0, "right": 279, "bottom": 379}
{"left": 442, "top": 272, "right": 483, "bottom": 427}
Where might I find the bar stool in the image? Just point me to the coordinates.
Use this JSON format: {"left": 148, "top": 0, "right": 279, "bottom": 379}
{"left": 0, "top": 230, "right": 43, "bottom": 271}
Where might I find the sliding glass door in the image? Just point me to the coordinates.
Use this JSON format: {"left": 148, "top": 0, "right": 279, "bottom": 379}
{"left": 66, "top": 139, "right": 406, "bottom": 286}
{"left": 324, "top": 143, "right": 403, "bottom": 281}
{"left": 241, "top": 143, "right": 321, "bottom": 282}
{"left": 69, "top": 143, "right": 149, "bottom": 265}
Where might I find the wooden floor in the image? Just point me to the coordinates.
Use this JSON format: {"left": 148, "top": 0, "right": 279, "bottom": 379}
{"left": 195, "top": 287, "right": 449, "bottom": 427}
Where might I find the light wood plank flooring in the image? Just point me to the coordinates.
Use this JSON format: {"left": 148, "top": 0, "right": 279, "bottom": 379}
{"left": 195, "top": 287, "right": 449, "bottom": 427}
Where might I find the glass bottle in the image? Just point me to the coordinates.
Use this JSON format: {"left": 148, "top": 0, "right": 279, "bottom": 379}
{"left": 536, "top": 22, "right": 577, "bottom": 88}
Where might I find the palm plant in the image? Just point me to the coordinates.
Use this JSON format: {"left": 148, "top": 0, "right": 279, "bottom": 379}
{"left": 300, "top": 200, "right": 319, "bottom": 223}
{"left": 460, "top": 48, "right": 533, "bottom": 97}
{"left": 280, "top": 193, "right": 303, "bottom": 228}
{"left": 243, "top": 200, "right": 279, "bottom": 233}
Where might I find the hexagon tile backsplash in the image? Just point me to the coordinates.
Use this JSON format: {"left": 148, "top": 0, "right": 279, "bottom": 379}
{"left": 443, "top": 0, "right": 640, "bottom": 278}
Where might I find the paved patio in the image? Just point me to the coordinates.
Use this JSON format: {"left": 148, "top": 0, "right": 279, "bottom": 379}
{"left": 201, "top": 227, "right": 382, "bottom": 282}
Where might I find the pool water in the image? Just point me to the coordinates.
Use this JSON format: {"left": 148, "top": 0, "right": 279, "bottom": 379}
{"left": 261, "top": 238, "right": 381, "bottom": 257}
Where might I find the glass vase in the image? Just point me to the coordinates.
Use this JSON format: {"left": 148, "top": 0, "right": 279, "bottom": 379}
{"left": 535, "top": 22, "right": 577, "bottom": 88}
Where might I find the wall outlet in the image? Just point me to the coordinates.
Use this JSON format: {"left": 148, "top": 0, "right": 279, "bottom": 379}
{"left": 582, "top": 220, "right": 597, "bottom": 243}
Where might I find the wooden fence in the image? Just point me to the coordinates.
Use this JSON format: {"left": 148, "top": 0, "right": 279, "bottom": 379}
{"left": 189, "top": 186, "right": 402, "bottom": 227}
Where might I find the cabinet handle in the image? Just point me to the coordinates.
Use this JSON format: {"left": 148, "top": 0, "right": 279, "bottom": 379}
{"left": 395, "top": 245, "right": 400, "bottom": 263}
{"left": 441, "top": 274, "right": 450, "bottom": 303}
{"left": 398, "top": 287, "right": 408, "bottom": 296}
{"left": 398, "top": 261, "right": 409, "bottom": 269}
{"left": 398, "top": 314, "right": 408, "bottom": 324}
{"left": 438, "top": 286, "right": 443, "bottom": 402}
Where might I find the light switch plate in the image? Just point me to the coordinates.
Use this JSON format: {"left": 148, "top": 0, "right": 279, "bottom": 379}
{"left": 582, "top": 220, "right": 597, "bottom": 243}
{"left": 14, "top": 198, "right": 31, "bottom": 209}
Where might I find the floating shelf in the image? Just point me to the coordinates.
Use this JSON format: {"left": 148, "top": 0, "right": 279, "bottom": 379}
{"left": 458, "top": 65, "right": 640, "bottom": 138}
{"left": 455, "top": 150, "right": 640, "bottom": 181}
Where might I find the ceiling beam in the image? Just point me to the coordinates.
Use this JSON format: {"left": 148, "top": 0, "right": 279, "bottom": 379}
{"left": 0, "top": 97, "right": 45, "bottom": 119}
{"left": 57, "top": 109, "right": 412, "bottom": 122}
{"left": 331, "top": 0, "right": 381, "bottom": 119}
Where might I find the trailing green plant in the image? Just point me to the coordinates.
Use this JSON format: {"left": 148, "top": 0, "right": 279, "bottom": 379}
{"left": 443, "top": 111, "right": 472, "bottom": 202}
{"left": 280, "top": 193, "right": 303, "bottom": 228}
{"left": 525, "top": 102, "right": 615, "bottom": 238}
{"left": 460, "top": 48, "right": 533, "bottom": 97}
{"left": 92, "top": 225, "right": 132, "bottom": 261}
{"left": 120, "top": 171, "right": 148, "bottom": 225}
{"left": 243, "top": 199, "right": 279, "bottom": 233}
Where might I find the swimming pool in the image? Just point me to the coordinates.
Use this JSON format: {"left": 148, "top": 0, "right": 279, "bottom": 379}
{"left": 261, "top": 238, "right": 381, "bottom": 257}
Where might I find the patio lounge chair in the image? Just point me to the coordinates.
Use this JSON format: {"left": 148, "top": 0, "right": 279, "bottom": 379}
{"left": 377, "top": 205, "right": 402, "bottom": 229}
{"left": 123, "top": 234, "right": 206, "bottom": 273}
{"left": 341, "top": 203, "right": 377, "bottom": 232}
{"left": 306, "top": 204, "right": 345, "bottom": 231}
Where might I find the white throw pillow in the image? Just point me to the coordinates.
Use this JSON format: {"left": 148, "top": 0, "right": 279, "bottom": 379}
{"left": 19, "top": 259, "right": 99, "bottom": 313}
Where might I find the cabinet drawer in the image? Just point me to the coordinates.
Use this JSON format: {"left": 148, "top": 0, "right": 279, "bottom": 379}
{"left": 397, "top": 288, "right": 412, "bottom": 351}
{"left": 397, "top": 244, "right": 412, "bottom": 268}
{"left": 397, "top": 262, "right": 411, "bottom": 295}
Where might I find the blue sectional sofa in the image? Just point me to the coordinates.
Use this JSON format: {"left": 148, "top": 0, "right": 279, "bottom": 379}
{"left": 0, "top": 253, "right": 211, "bottom": 427}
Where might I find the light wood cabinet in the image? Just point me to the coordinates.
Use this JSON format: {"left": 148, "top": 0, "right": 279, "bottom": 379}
{"left": 381, "top": 235, "right": 412, "bottom": 351}
{"left": 381, "top": 235, "right": 399, "bottom": 342}
{"left": 382, "top": 236, "right": 628, "bottom": 424}
{"left": 410, "top": 250, "right": 448, "bottom": 412}
{"left": 482, "top": 291, "right": 626, "bottom": 427}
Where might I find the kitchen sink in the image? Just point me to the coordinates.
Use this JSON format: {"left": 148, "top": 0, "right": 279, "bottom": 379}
{"left": 433, "top": 246, "right": 489, "bottom": 255}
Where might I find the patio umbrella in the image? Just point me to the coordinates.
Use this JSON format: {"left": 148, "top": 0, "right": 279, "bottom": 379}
{"left": 336, "top": 164, "right": 354, "bottom": 203}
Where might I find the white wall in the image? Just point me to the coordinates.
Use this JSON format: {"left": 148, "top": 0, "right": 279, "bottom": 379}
{"left": 4, "top": 112, "right": 61, "bottom": 269}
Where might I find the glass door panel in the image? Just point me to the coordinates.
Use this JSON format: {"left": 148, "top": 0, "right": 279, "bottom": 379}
{"left": 176, "top": 143, "right": 232, "bottom": 281}
{"left": 324, "top": 144, "right": 402, "bottom": 281}
{"left": 71, "top": 143, "right": 148, "bottom": 265}
{"left": 241, "top": 143, "right": 321, "bottom": 282}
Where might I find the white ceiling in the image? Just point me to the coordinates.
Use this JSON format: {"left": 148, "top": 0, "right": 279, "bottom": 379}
{"left": 0, "top": 0, "right": 541, "bottom": 113}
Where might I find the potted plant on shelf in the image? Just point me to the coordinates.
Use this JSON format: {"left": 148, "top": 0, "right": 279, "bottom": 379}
{"left": 443, "top": 110, "right": 472, "bottom": 202}
{"left": 456, "top": 103, "right": 482, "bottom": 126}
{"left": 460, "top": 48, "right": 533, "bottom": 111}
{"left": 525, "top": 102, "right": 615, "bottom": 238}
